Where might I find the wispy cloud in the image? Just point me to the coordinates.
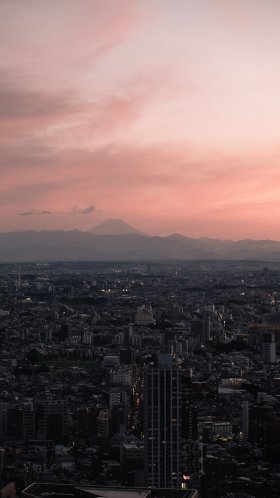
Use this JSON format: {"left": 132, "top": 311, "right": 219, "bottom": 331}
{"left": 19, "top": 205, "right": 95, "bottom": 216}
{"left": 74, "top": 205, "right": 95, "bottom": 214}
{"left": 19, "top": 211, "right": 35, "bottom": 216}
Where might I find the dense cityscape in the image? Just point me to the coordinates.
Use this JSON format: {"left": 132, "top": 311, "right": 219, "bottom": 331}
{"left": 2, "top": 0, "right": 280, "bottom": 497}
{"left": 0, "top": 260, "right": 279, "bottom": 498}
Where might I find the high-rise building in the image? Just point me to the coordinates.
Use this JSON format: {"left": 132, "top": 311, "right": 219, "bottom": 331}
{"left": 109, "top": 387, "right": 130, "bottom": 409}
{"left": 184, "top": 441, "right": 205, "bottom": 482}
{"left": 143, "top": 354, "right": 182, "bottom": 489}
{"left": 0, "top": 404, "right": 7, "bottom": 439}
{"left": 262, "top": 333, "right": 276, "bottom": 363}
{"left": 35, "top": 399, "right": 68, "bottom": 442}
{"left": 191, "top": 315, "right": 211, "bottom": 345}
{"left": 182, "top": 371, "right": 197, "bottom": 442}
{"left": 111, "top": 404, "right": 127, "bottom": 435}
{"left": 77, "top": 407, "right": 95, "bottom": 440}
{"left": 6, "top": 402, "right": 35, "bottom": 441}
{"left": 120, "top": 348, "right": 135, "bottom": 365}
{"left": 0, "top": 448, "right": 5, "bottom": 479}
{"left": 249, "top": 403, "right": 280, "bottom": 448}
{"left": 6, "top": 406, "right": 23, "bottom": 440}
{"left": 242, "top": 400, "right": 249, "bottom": 440}
{"left": 124, "top": 325, "right": 134, "bottom": 346}
{"left": 96, "top": 409, "right": 111, "bottom": 440}
{"left": 249, "top": 404, "right": 270, "bottom": 447}
{"left": 135, "top": 305, "right": 154, "bottom": 326}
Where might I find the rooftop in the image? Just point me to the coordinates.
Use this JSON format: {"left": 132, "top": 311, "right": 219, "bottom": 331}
{"left": 22, "top": 483, "right": 197, "bottom": 498}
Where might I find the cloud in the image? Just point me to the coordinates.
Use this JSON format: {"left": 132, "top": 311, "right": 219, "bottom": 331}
{"left": 0, "top": 72, "right": 84, "bottom": 139}
{"left": 0, "top": 63, "right": 176, "bottom": 160}
{"left": 0, "top": 0, "right": 143, "bottom": 82}
{"left": 18, "top": 205, "right": 95, "bottom": 216}
{"left": 37, "top": 210, "right": 55, "bottom": 215}
{"left": 19, "top": 211, "right": 34, "bottom": 216}
{"left": 0, "top": 80, "right": 79, "bottom": 121}
{"left": 74, "top": 205, "right": 95, "bottom": 214}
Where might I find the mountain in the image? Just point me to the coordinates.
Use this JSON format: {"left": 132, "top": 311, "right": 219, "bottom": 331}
{"left": 167, "top": 233, "right": 192, "bottom": 241}
{"left": 0, "top": 230, "right": 280, "bottom": 261}
{"left": 88, "top": 219, "right": 144, "bottom": 236}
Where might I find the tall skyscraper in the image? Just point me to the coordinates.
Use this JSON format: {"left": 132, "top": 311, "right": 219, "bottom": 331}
{"left": 182, "top": 371, "right": 197, "bottom": 442}
{"left": 143, "top": 354, "right": 182, "bottom": 489}
{"left": 242, "top": 400, "right": 249, "bottom": 440}
{"left": 262, "top": 333, "right": 276, "bottom": 363}
{"left": 6, "top": 402, "right": 35, "bottom": 441}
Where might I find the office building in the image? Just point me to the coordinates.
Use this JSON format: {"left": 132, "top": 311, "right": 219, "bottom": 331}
{"left": 144, "top": 354, "right": 182, "bottom": 489}
{"left": 135, "top": 305, "right": 154, "bottom": 326}
{"left": 262, "top": 333, "right": 276, "bottom": 363}
{"left": 35, "top": 399, "right": 68, "bottom": 442}
{"left": 242, "top": 400, "right": 249, "bottom": 440}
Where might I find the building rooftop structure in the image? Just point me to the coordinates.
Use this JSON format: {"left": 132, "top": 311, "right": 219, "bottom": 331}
{"left": 22, "top": 483, "right": 198, "bottom": 498}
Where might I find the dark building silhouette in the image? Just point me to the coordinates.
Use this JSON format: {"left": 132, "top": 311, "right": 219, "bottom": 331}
{"left": 7, "top": 403, "right": 35, "bottom": 441}
{"left": 182, "top": 371, "right": 198, "bottom": 442}
{"left": 77, "top": 407, "right": 95, "bottom": 440}
{"left": 143, "top": 354, "right": 182, "bottom": 489}
{"left": 35, "top": 399, "right": 68, "bottom": 443}
{"left": 249, "top": 403, "right": 280, "bottom": 448}
{"left": 120, "top": 348, "right": 135, "bottom": 366}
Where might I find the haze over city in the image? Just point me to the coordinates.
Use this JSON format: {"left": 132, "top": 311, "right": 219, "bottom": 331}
{"left": 2, "top": 0, "right": 280, "bottom": 239}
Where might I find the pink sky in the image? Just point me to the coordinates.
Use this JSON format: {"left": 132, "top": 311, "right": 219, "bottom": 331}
{"left": 1, "top": 0, "right": 280, "bottom": 239}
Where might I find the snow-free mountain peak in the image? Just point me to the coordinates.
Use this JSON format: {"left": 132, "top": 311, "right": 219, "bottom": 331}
{"left": 88, "top": 219, "right": 145, "bottom": 236}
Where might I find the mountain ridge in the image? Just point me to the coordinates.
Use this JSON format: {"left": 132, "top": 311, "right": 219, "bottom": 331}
{"left": 0, "top": 227, "right": 280, "bottom": 261}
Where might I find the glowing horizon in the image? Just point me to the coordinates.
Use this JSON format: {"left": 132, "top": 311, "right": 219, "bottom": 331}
{"left": 1, "top": 0, "right": 280, "bottom": 240}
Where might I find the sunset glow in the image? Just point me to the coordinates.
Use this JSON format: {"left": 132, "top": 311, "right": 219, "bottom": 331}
{"left": 1, "top": 0, "right": 280, "bottom": 238}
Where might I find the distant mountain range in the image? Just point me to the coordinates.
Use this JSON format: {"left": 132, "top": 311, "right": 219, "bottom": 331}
{"left": 0, "top": 219, "right": 280, "bottom": 261}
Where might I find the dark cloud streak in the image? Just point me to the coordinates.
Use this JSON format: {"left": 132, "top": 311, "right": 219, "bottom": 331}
{"left": 0, "top": 70, "right": 82, "bottom": 121}
{"left": 18, "top": 205, "right": 95, "bottom": 216}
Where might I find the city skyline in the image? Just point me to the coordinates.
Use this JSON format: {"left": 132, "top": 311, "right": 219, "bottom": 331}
{"left": 2, "top": 0, "right": 280, "bottom": 239}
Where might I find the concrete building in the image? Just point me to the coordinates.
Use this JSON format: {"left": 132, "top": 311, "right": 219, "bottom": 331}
{"left": 242, "top": 400, "right": 249, "bottom": 440}
{"left": 35, "top": 399, "right": 68, "bottom": 442}
{"left": 262, "top": 333, "right": 276, "bottom": 363}
{"left": 135, "top": 305, "right": 154, "bottom": 326}
{"left": 144, "top": 354, "right": 182, "bottom": 489}
{"left": 96, "top": 409, "right": 111, "bottom": 440}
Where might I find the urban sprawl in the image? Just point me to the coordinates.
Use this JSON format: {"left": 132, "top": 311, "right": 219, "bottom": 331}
{"left": 0, "top": 261, "right": 279, "bottom": 498}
